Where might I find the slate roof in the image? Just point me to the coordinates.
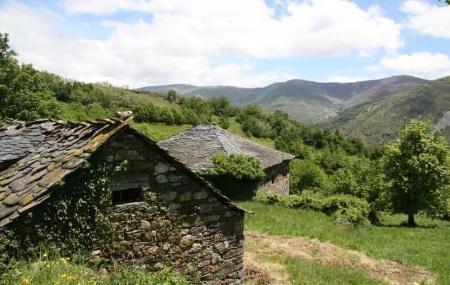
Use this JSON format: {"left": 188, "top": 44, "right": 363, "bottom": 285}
{"left": 0, "top": 117, "right": 246, "bottom": 229}
{"left": 158, "top": 124, "right": 294, "bottom": 170}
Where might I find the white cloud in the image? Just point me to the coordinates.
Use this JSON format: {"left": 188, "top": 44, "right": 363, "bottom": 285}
{"left": 1, "top": 0, "right": 403, "bottom": 87}
{"left": 61, "top": 0, "right": 154, "bottom": 15}
{"left": 402, "top": 0, "right": 450, "bottom": 39}
{"left": 369, "top": 52, "right": 450, "bottom": 79}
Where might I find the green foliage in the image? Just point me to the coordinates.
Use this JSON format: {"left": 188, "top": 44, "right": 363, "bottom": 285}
{"left": 134, "top": 103, "right": 193, "bottom": 125}
{"left": 179, "top": 96, "right": 213, "bottom": 123}
{"left": 0, "top": 158, "right": 127, "bottom": 265}
{"left": 384, "top": 120, "right": 450, "bottom": 226}
{"left": 1, "top": 255, "right": 187, "bottom": 285}
{"left": 255, "top": 192, "right": 369, "bottom": 226}
{"left": 290, "top": 159, "right": 330, "bottom": 194}
{"left": 201, "top": 153, "right": 265, "bottom": 199}
{"left": 329, "top": 157, "right": 388, "bottom": 224}
{"left": 208, "top": 96, "right": 235, "bottom": 117}
{"left": 323, "top": 195, "right": 370, "bottom": 226}
{"left": 166, "top": 89, "right": 177, "bottom": 103}
{"left": 208, "top": 153, "right": 265, "bottom": 181}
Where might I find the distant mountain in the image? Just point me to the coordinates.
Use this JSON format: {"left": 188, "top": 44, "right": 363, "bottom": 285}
{"left": 325, "top": 77, "right": 450, "bottom": 144}
{"left": 139, "top": 75, "right": 427, "bottom": 124}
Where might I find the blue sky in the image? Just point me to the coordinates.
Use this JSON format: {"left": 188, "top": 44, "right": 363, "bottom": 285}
{"left": 0, "top": 0, "right": 449, "bottom": 87}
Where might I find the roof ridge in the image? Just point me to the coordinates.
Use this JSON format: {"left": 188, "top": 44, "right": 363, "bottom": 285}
{"left": 210, "top": 124, "right": 228, "bottom": 153}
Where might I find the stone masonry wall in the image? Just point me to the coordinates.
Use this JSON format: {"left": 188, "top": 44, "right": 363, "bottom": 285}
{"left": 97, "top": 129, "right": 245, "bottom": 284}
{"left": 258, "top": 160, "right": 290, "bottom": 195}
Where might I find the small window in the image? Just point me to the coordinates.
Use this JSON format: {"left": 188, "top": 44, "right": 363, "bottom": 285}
{"left": 112, "top": 188, "right": 143, "bottom": 205}
{"left": 271, "top": 176, "right": 276, "bottom": 183}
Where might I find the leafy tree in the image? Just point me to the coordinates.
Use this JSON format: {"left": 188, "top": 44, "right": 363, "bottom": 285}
{"left": 0, "top": 33, "right": 16, "bottom": 65}
{"left": 384, "top": 120, "right": 450, "bottom": 226}
{"left": 330, "top": 157, "right": 387, "bottom": 224}
{"left": 209, "top": 96, "right": 233, "bottom": 117}
{"left": 166, "top": 89, "right": 177, "bottom": 102}
{"left": 290, "top": 159, "right": 329, "bottom": 194}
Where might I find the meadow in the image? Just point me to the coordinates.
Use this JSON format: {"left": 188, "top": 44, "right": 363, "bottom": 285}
{"left": 239, "top": 201, "right": 450, "bottom": 285}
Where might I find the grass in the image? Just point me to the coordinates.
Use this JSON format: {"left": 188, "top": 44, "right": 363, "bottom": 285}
{"left": 283, "top": 256, "right": 386, "bottom": 285}
{"left": 238, "top": 201, "right": 450, "bottom": 284}
{"left": 132, "top": 122, "right": 192, "bottom": 142}
{"left": 2, "top": 255, "right": 186, "bottom": 285}
{"left": 226, "top": 118, "right": 275, "bottom": 148}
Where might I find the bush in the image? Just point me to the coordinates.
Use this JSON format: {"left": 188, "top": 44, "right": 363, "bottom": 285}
{"left": 323, "top": 195, "right": 370, "bottom": 226}
{"left": 290, "top": 159, "right": 330, "bottom": 194}
{"left": 202, "top": 153, "right": 265, "bottom": 200}
{"left": 255, "top": 192, "right": 369, "bottom": 226}
{"left": 209, "top": 153, "right": 265, "bottom": 181}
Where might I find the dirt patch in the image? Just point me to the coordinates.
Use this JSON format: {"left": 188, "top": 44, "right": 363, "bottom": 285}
{"left": 244, "top": 247, "right": 290, "bottom": 284}
{"left": 246, "top": 231, "right": 436, "bottom": 285}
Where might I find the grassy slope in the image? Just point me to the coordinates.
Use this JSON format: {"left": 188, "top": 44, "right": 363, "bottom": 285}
{"left": 283, "top": 257, "right": 385, "bottom": 285}
{"left": 326, "top": 77, "right": 450, "bottom": 144}
{"left": 132, "top": 117, "right": 276, "bottom": 147}
{"left": 2, "top": 256, "right": 186, "bottom": 285}
{"left": 238, "top": 201, "right": 450, "bottom": 284}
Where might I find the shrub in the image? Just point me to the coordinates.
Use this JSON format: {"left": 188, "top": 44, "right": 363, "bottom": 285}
{"left": 209, "top": 153, "right": 265, "bottom": 181}
{"left": 290, "top": 159, "right": 330, "bottom": 194}
{"left": 323, "top": 195, "right": 370, "bottom": 226}
{"left": 202, "top": 153, "right": 265, "bottom": 200}
{"left": 255, "top": 192, "right": 369, "bottom": 226}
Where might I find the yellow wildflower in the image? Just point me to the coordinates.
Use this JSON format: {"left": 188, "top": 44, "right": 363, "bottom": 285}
{"left": 20, "top": 277, "right": 30, "bottom": 285}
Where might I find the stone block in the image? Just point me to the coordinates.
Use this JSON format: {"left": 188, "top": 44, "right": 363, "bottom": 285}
{"left": 154, "top": 162, "right": 169, "bottom": 174}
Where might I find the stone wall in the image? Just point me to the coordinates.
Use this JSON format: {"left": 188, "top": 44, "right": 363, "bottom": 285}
{"left": 258, "top": 160, "right": 290, "bottom": 195}
{"left": 97, "top": 129, "right": 245, "bottom": 284}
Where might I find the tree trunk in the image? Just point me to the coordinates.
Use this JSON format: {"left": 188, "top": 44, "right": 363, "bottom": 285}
{"left": 369, "top": 209, "right": 380, "bottom": 225}
{"left": 407, "top": 213, "right": 416, "bottom": 227}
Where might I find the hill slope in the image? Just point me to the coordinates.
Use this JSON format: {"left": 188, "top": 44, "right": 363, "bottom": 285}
{"left": 326, "top": 77, "right": 450, "bottom": 143}
{"left": 139, "top": 76, "right": 427, "bottom": 124}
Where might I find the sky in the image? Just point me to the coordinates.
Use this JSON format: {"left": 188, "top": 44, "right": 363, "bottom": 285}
{"left": 1, "top": 0, "right": 450, "bottom": 88}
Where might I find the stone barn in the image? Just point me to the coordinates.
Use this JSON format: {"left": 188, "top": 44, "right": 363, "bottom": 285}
{"left": 158, "top": 124, "right": 294, "bottom": 196}
{"left": 0, "top": 116, "right": 246, "bottom": 284}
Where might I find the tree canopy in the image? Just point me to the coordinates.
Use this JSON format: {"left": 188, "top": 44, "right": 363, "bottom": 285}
{"left": 384, "top": 120, "right": 450, "bottom": 226}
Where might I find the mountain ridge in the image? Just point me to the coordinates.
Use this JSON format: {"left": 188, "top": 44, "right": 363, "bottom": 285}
{"left": 139, "top": 75, "right": 427, "bottom": 124}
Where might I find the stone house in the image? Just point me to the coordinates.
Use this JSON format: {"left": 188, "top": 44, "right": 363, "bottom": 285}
{"left": 0, "top": 116, "right": 246, "bottom": 284}
{"left": 158, "top": 124, "right": 294, "bottom": 195}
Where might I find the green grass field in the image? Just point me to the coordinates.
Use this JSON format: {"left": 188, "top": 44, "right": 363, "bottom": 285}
{"left": 283, "top": 257, "right": 385, "bottom": 285}
{"left": 132, "top": 122, "right": 192, "bottom": 142}
{"left": 238, "top": 201, "right": 450, "bottom": 284}
{"left": 226, "top": 118, "right": 275, "bottom": 148}
{"left": 2, "top": 256, "right": 186, "bottom": 285}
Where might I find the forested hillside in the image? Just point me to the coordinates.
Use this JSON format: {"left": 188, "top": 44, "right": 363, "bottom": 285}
{"left": 326, "top": 77, "right": 450, "bottom": 143}
{"left": 140, "top": 76, "right": 426, "bottom": 124}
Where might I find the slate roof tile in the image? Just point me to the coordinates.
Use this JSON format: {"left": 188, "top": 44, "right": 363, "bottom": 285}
{"left": 158, "top": 124, "right": 294, "bottom": 170}
{"left": 0, "top": 117, "right": 248, "bottom": 229}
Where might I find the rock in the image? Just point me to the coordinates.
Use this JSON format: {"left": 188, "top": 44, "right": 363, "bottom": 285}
{"left": 168, "top": 203, "right": 181, "bottom": 210}
{"left": 177, "top": 191, "right": 192, "bottom": 202}
{"left": 180, "top": 235, "right": 195, "bottom": 249}
{"left": 168, "top": 175, "right": 182, "bottom": 182}
{"left": 140, "top": 220, "right": 151, "bottom": 230}
{"left": 193, "top": 191, "right": 208, "bottom": 200}
{"left": 160, "top": 191, "right": 177, "bottom": 202}
{"left": 155, "top": 175, "right": 168, "bottom": 184}
{"left": 91, "top": 250, "right": 101, "bottom": 256}
{"left": 154, "top": 162, "right": 169, "bottom": 174}
{"left": 3, "top": 193, "right": 20, "bottom": 206}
